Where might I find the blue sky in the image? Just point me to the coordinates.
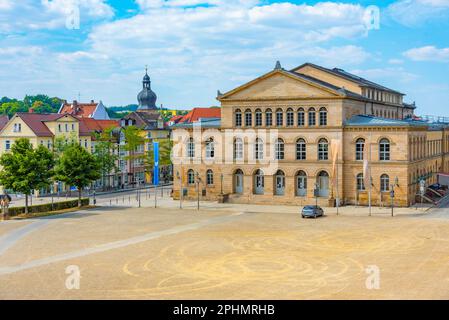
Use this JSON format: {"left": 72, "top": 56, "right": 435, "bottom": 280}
{"left": 1, "top": 0, "right": 449, "bottom": 115}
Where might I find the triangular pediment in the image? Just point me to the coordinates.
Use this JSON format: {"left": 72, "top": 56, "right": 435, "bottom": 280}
{"left": 220, "top": 70, "right": 341, "bottom": 101}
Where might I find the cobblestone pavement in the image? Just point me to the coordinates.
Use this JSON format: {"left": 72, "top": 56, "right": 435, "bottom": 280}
{"left": 0, "top": 198, "right": 449, "bottom": 300}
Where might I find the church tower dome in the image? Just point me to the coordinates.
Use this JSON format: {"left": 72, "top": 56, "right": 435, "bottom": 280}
{"left": 137, "top": 67, "right": 157, "bottom": 110}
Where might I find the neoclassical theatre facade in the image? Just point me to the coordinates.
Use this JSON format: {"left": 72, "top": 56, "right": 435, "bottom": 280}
{"left": 171, "top": 62, "right": 449, "bottom": 207}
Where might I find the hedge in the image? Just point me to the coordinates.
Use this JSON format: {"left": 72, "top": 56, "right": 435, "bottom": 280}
{"left": 6, "top": 198, "right": 90, "bottom": 217}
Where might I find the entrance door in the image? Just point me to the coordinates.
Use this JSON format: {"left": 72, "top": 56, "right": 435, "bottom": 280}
{"left": 235, "top": 172, "right": 243, "bottom": 194}
{"left": 254, "top": 170, "right": 264, "bottom": 195}
{"left": 275, "top": 174, "right": 285, "bottom": 195}
{"left": 317, "top": 171, "right": 329, "bottom": 197}
{"left": 296, "top": 173, "right": 307, "bottom": 197}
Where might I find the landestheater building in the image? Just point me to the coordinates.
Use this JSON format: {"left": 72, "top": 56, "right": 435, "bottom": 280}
{"left": 171, "top": 62, "right": 449, "bottom": 207}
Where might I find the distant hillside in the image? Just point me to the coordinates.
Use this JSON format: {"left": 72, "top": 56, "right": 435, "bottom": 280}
{"left": 0, "top": 95, "right": 63, "bottom": 118}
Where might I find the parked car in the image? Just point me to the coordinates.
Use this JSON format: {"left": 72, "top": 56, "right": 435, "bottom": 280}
{"left": 301, "top": 205, "right": 324, "bottom": 219}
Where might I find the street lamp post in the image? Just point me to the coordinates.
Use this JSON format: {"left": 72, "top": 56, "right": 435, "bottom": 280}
{"left": 314, "top": 182, "right": 319, "bottom": 207}
{"left": 220, "top": 173, "right": 224, "bottom": 195}
{"left": 177, "top": 170, "right": 182, "bottom": 209}
{"left": 390, "top": 177, "right": 399, "bottom": 217}
{"left": 196, "top": 172, "right": 201, "bottom": 211}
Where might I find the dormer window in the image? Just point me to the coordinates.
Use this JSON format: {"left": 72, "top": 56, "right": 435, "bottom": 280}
{"left": 13, "top": 123, "right": 21, "bottom": 132}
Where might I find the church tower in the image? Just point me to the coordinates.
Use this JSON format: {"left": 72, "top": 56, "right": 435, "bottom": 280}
{"left": 137, "top": 67, "right": 157, "bottom": 110}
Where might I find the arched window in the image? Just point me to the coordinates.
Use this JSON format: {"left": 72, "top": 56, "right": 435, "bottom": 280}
{"left": 296, "top": 171, "right": 307, "bottom": 197}
{"left": 380, "top": 174, "right": 390, "bottom": 192}
{"left": 245, "top": 109, "right": 252, "bottom": 127}
{"left": 275, "top": 138, "right": 284, "bottom": 160}
{"left": 276, "top": 108, "right": 283, "bottom": 127}
{"left": 255, "top": 138, "right": 264, "bottom": 160}
{"left": 187, "top": 169, "right": 195, "bottom": 185}
{"left": 205, "top": 138, "right": 214, "bottom": 159}
{"left": 286, "top": 108, "right": 294, "bottom": 126}
{"left": 206, "top": 169, "right": 214, "bottom": 185}
{"left": 308, "top": 108, "right": 316, "bottom": 126}
{"left": 265, "top": 109, "right": 272, "bottom": 126}
{"left": 297, "top": 108, "right": 305, "bottom": 126}
{"left": 254, "top": 169, "right": 264, "bottom": 195}
{"left": 234, "top": 138, "right": 243, "bottom": 160}
{"left": 296, "top": 138, "right": 306, "bottom": 160}
{"left": 235, "top": 109, "right": 242, "bottom": 127}
{"left": 379, "top": 138, "right": 390, "bottom": 161}
{"left": 356, "top": 138, "right": 365, "bottom": 161}
{"left": 274, "top": 170, "right": 285, "bottom": 196}
{"left": 356, "top": 173, "right": 365, "bottom": 191}
{"left": 318, "top": 138, "right": 329, "bottom": 160}
{"left": 255, "top": 109, "right": 262, "bottom": 127}
{"left": 187, "top": 137, "right": 195, "bottom": 158}
{"left": 319, "top": 107, "right": 327, "bottom": 126}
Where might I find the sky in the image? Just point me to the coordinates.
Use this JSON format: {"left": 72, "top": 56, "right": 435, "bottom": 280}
{"left": 0, "top": 0, "right": 449, "bottom": 114}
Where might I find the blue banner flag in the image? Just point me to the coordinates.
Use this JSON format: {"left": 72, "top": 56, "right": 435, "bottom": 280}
{"left": 153, "top": 141, "right": 159, "bottom": 186}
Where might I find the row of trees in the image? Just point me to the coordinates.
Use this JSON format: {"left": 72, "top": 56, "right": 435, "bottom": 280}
{"left": 0, "top": 139, "right": 100, "bottom": 213}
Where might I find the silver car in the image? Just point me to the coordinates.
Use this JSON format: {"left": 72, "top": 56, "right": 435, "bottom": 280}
{"left": 301, "top": 205, "right": 324, "bottom": 219}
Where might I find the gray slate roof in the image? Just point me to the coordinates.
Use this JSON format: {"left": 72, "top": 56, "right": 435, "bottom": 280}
{"left": 292, "top": 63, "right": 404, "bottom": 95}
{"left": 345, "top": 115, "right": 430, "bottom": 127}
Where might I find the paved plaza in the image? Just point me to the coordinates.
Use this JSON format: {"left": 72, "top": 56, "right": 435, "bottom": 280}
{"left": 1, "top": 192, "right": 449, "bottom": 300}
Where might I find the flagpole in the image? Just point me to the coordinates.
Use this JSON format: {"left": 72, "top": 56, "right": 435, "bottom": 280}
{"left": 368, "top": 132, "right": 372, "bottom": 216}
{"left": 336, "top": 161, "right": 339, "bottom": 216}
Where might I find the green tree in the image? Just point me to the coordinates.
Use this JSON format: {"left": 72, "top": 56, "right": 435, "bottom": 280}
{"left": 54, "top": 142, "right": 101, "bottom": 206}
{"left": 123, "top": 125, "right": 145, "bottom": 184}
{"left": 93, "top": 128, "right": 118, "bottom": 190}
{"left": 0, "top": 138, "right": 55, "bottom": 213}
{"left": 0, "top": 101, "right": 27, "bottom": 117}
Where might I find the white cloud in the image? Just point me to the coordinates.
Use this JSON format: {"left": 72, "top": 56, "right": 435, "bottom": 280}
{"left": 0, "top": 0, "right": 12, "bottom": 10}
{"left": 0, "top": 1, "right": 374, "bottom": 107}
{"left": 0, "top": 0, "right": 114, "bottom": 33}
{"left": 388, "top": 0, "right": 449, "bottom": 26}
{"left": 403, "top": 46, "right": 449, "bottom": 62}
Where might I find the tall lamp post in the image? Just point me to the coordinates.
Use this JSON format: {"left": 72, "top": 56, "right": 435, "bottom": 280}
{"left": 220, "top": 173, "right": 224, "bottom": 195}
{"left": 177, "top": 170, "right": 183, "bottom": 209}
{"left": 390, "top": 177, "right": 399, "bottom": 217}
{"left": 196, "top": 172, "right": 201, "bottom": 211}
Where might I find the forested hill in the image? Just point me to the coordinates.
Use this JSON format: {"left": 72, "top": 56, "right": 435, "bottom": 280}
{"left": 0, "top": 95, "right": 63, "bottom": 117}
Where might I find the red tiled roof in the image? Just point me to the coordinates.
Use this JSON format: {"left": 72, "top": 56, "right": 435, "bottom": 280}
{"left": 78, "top": 118, "right": 119, "bottom": 136}
{"left": 169, "top": 115, "right": 183, "bottom": 123}
{"left": 178, "top": 108, "right": 221, "bottom": 124}
{"left": 60, "top": 102, "right": 98, "bottom": 118}
{"left": 0, "top": 115, "right": 9, "bottom": 131}
{"left": 16, "top": 113, "right": 70, "bottom": 136}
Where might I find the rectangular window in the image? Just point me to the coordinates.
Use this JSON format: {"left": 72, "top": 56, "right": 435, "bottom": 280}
{"left": 5, "top": 140, "right": 10, "bottom": 150}
{"left": 245, "top": 112, "right": 252, "bottom": 127}
{"left": 265, "top": 112, "right": 272, "bottom": 126}
{"left": 255, "top": 112, "right": 262, "bottom": 127}
{"left": 235, "top": 113, "right": 242, "bottom": 127}
{"left": 308, "top": 111, "right": 316, "bottom": 126}
{"left": 297, "top": 111, "right": 305, "bottom": 126}
{"left": 296, "top": 142, "right": 306, "bottom": 160}
{"left": 276, "top": 112, "right": 283, "bottom": 127}
{"left": 286, "top": 112, "right": 294, "bottom": 126}
{"left": 65, "top": 124, "right": 68, "bottom": 132}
